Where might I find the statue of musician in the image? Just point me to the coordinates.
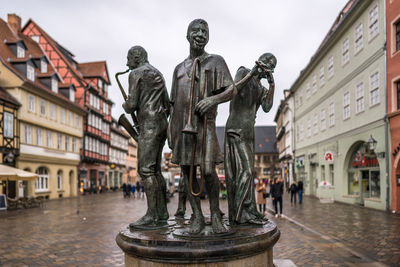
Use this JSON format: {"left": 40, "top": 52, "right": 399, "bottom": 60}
{"left": 168, "top": 19, "right": 236, "bottom": 234}
{"left": 122, "top": 46, "right": 170, "bottom": 228}
{"left": 225, "top": 53, "right": 277, "bottom": 225}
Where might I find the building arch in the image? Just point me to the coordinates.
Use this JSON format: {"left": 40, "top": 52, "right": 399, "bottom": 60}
{"left": 69, "top": 170, "right": 74, "bottom": 197}
{"left": 57, "top": 169, "right": 63, "bottom": 191}
{"left": 345, "top": 140, "right": 380, "bottom": 205}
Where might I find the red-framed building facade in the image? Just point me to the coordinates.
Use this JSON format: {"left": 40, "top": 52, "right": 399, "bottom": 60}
{"left": 22, "top": 20, "right": 113, "bottom": 193}
{"left": 386, "top": 0, "right": 400, "bottom": 212}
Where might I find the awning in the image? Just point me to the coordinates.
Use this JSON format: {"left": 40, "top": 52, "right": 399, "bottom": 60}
{"left": 0, "top": 164, "right": 38, "bottom": 181}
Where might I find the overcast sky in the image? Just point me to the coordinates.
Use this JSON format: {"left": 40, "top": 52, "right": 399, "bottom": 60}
{"left": 2, "top": 0, "right": 349, "bottom": 126}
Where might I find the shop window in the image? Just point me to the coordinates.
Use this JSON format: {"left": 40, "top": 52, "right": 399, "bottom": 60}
{"left": 321, "top": 165, "right": 325, "bottom": 181}
{"left": 329, "top": 164, "right": 334, "bottom": 185}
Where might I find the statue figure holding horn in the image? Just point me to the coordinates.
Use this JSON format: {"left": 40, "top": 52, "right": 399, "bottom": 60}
{"left": 225, "top": 53, "right": 277, "bottom": 225}
{"left": 168, "top": 19, "right": 236, "bottom": 234}
{"left": 121, "top": 45, "right": 170, "bottom": 228}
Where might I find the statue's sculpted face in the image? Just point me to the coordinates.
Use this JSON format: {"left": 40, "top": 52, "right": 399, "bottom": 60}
{"left": 187, "top": 22, "right": 209, "bottom": 50}
{"left": 127, "top": 50, "right": 142, "bottom": 70}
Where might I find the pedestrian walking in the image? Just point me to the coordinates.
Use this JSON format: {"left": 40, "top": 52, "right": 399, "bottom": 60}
{"left": 271, "top": 178, "right": 283, "bottom": 217}
{"left": 131, "top": 184, "right": 136, "bottom": 198}
{"left": 122, "top": 183, "right": 127, "bottom": 198}
{"left": 136, "top": 181, "right": 140, "bottom": 198}
{"left": 256, "top": 179, "right": 267, "bottom": 215}
{"left": 126, "top": 183, "right": 131, "bottom": 198}
{"left": 297, "top": 180, "right": 304, "bottom": 204}
{"left": 289, "top": 181, "right": 298, "bottom": 204}
{"left": 141, "top": 182, "right": 145, "bottom": 198}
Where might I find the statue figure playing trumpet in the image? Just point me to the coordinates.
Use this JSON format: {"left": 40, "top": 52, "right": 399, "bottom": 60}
{"left": 119, "top": 46, "right": 170, "bottom": 228}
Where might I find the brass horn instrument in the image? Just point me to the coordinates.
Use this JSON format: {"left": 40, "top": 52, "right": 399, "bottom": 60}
{"left": 115, "top": 69, "right": 139, "bottom": 142}
{"left": 182, "top": 58, "right": 206, "bottom": 197}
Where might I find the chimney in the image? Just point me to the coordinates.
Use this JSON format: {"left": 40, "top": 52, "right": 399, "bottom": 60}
{"left": 7, "top": 14, "right": 21, "bottom": 34}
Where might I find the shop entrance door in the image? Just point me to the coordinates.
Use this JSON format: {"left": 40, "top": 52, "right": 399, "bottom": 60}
{"left": 310, "top": 165, "right": 317, "bottom": 196}
{"left": 360, "top": 170, "right": 370, "bottom": 204}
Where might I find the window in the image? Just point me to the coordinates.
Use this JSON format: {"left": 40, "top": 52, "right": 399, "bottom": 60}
{"left": 369, "top": 5, "right": 379, "bottom": 39}
{"left": 396, "top": 21, "right": 400, "bottom": 51}
{"left": 65, "top": 136, "right": 69, "bottom": 151}
{"left": 299, "top": 93, "right": 303, "bottom": 106}
{"left": 329, "top": 164, "right": 334, "bottom": 185}
{"left": 27, "top": 64, "right": 35, "bottom": 81}
{"left": 76, "top": 115, "right": 80, "bottom": 128}
{"left": 69, "top": 112, "right": 73, "bottom": 126}
{"left": 356, "top": 82, "right": 364, "bottom": 113}
{"left": 35, "top": 167, "right": 49, "bottom": 192}
{"left": 343, "top": 91, "right": 350, "bottom": 119}
{"left": 72, "top": 137, "right": 76, "bottom": 152}
{"left": 307, "top": 119, "right": 311, "bottom": 137}
{"left": 370, "top": 72, "right": 380, "bottom": 106}
{"left": 17, "top": 43, "right": 25, "bottom": 58}
{"left": 98, "top": 79, "right": 103, "bottom": 90}
{"left": 321, "top": 165, "right": 325, "bottom": 181}
{"left": 36, "top": 128, "right": 42, "bottom": 146}
{"left": 24, "top": 124, "right": 31, "bottom": 144}
{"left": 329, "top": 102, "right": 335, "bottom": 127}
{"left": 41, "top": 59, "right": 47, "bottom": 73}
{"left": 319, "top": 66, "right": 325, "bottom": 86}
{"left": 300, "top": 125, "right": 304, "bottom": 141}
{"left": 31, "top": 35, "right": 40, "bottom": 43}
{"left": 320, "top": 109, "right": 326, "bottom": 131}
{"left": 50, "top": 104, "right": 56, "bottom": 120}
{"left": 3, "top": 112, "right": 14, "bottom": 138}
{"left": 57, "top": 170, "right": 63, "bottom": 190}
{"left": 51, "top": 77, "right": 58, "bottom": 93}
{"left": 313, "top": 114, "right": 318, "bottom": 135}
{"left": 46, "top": 131, "right": 52, "bottom": 148}
{"left": 306, "top": 83, "right": 311, "bottom": 99}
{"left": 61, "top": 108, "right": 66, "bottom": 123}
{"left": 57, "top": 133, "right": 62, "bottom": 150}
{"left": 342, "top": 38, "right": 350, "bottom": 65}
{"left": 312, "top": 75, "right": 317, "bottom": 93}
{"left": 28, "top": 95, "right": 35, "bottom": 112}
{"left": 40, "top": 99, "right": 46, "bottom": 116}
{"left": 69, "top": 88, "right": 75, "bottom": 102}
{"left": 355, "top": 23, "right": 363, "bottom": 53}
{"left": 328, "top": 56, "right": 334, "bottom": 78}
{"left": 397, "top": 81, "right": 400, "bottom": 110}
{"left": 89, "top": 93, "right": 93, "bottom": 106}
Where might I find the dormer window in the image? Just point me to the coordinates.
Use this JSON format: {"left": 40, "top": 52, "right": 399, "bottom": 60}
{"left": 41, "top": 59, "right": 47, "bottom": 73}
{"left": 98, "top": 79, "right": 102, "bottom": 90}
{"left": 51, "top": 77, "right": 58, "bottom": 93}
{"left": 31, "top": 35, "right": 40, "bottom": 43}
{"left": 69, "top": 88, "right": 75, "bottom": 102}
{"left": 27, "top": 64, "right": 35, "bottom": 81}
{"left": 17, "top": 43, "right": 25, "bottom": 58}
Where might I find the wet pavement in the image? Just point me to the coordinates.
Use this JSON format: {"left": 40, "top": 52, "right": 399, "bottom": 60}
{"left": 0, "top": 191, "right": 399, "bottom": 266}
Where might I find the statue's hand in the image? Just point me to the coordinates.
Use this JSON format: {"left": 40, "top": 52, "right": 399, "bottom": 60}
{"left": 195, "top": 97, "right": 216, "bottom": 116}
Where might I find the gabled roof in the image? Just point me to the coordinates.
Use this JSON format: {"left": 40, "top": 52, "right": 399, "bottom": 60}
{"left": 0, "top": 86, "right": 21, "bottom": 107}
{"left": 22, "top": 18, "right": 87, "bottom": 88}
{"left": 216, "top": 126, "right": 278, "bottom": 154}
{"left": 78, "top": 61, "right": 110, "bottom": 84}
{"left": 0, "top": 18, "right": 85, "bottom": 113}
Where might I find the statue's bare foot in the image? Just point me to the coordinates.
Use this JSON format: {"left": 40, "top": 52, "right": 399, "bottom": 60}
{"left": 130, "top": 214, "right": 155, "bottom": 227}
{"left": 211, "top": 213, "right": 230, "bottom": 234}
{"left": 188, "top": 215, "right": 205, "bottom": 234}
{"left": 174, "top": 209, "right": 185, "bottom": 219}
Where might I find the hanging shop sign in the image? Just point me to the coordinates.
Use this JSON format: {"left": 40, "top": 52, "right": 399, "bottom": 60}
{"left": 324, "top": 151, "right": 334, "bottom": 162}
{"left": 296, "top": 156, "right": 305, "bottom": 168}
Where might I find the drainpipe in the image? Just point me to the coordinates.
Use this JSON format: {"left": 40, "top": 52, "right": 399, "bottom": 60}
{"left": 383, "top": 3, "right": 390, "bottom": 211}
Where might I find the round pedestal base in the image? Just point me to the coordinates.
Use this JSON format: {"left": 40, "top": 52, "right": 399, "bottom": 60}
{"left": 116, "top": 220, "right": 280, "bottom": 266}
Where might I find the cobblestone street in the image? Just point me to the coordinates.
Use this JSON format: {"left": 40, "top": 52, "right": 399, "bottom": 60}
{"left": 0, "top": 191, "right": 399, "bottom": 266}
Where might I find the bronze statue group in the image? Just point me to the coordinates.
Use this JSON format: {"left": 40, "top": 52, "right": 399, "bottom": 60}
{"left": 121, "top": 19, "right": 276, "bottom": 235}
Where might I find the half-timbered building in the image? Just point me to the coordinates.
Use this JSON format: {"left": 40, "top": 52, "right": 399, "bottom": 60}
{"left": 22, "top": 18, "right": 113, "bottom": 193}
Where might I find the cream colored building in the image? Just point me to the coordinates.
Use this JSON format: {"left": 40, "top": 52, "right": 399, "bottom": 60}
{"left": 0, "top": 15, "right": 86, "bottom": 199}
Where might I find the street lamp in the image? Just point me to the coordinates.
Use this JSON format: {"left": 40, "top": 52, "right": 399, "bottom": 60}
{"left": 367, "top": 135, "right": 377, "bottom": 153}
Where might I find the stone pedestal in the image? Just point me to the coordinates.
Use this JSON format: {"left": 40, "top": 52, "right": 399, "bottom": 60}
{"left": 116, "top": 220, "right": 280, "bottom": 266}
